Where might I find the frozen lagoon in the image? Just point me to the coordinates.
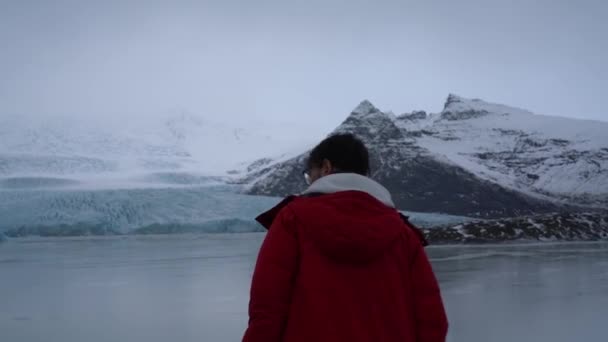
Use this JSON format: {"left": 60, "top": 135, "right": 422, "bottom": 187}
{"left": 1, "top": 235, "right": 607, "bottom": 342}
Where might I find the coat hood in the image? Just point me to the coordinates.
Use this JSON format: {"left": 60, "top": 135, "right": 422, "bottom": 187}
{"left": 293, "top": 190, "right": 405, "bottom": 263}
{"left": 256, "top": 174, "right": 421, "bottom": 263}
{"left": 295, "top": 174, "right": 403, "bottom": 263}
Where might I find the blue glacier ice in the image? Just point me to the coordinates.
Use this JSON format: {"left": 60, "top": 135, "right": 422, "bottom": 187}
{"left": 0, "top": 182, "right": 475, "bottom": 237}
{"left": 0, "top": 185, "right": 281, "bottom": 236}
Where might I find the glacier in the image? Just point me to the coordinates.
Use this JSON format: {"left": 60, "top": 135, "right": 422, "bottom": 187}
{"left": 0, "top": 185, "right": 278, "bottom": 236}
{"left": 0, "top": 183, "right": 477, "bottom": 237}
{"left": 0, "top": 111, "right": 323, "bottom": 237}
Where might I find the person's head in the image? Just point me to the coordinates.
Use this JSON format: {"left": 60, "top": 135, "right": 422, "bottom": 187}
{"left": 303, "top": 133, "right": 370, "bottom": 185}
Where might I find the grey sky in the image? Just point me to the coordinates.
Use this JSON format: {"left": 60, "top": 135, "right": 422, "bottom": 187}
{"left": 1, "top": 0, "right": 606, "bottom": 135}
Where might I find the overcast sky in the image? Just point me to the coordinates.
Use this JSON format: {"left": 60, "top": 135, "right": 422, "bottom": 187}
{"left": 1, "top": 0, "right": 606, "bottom": 135}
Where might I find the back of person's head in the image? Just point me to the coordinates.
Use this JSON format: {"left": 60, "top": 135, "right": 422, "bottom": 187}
{"left": 307, "top": 133, "right": 370, "bottom": 176}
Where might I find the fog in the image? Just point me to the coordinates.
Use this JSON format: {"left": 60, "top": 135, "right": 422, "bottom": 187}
{"left": 1, "top": 0, "right": 607, "bottom": 135}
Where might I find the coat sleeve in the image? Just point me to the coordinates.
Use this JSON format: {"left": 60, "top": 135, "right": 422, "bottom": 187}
{"left": 242, "top": 207, "right": 299, "bottom": 342}
{"left": 410, "top": 240, "right": 449, "bottom": 342}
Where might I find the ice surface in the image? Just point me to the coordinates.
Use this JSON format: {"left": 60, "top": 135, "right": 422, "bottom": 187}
{"left": 0, "top": 237, "right": 606, "bottom": 342}
{"left": 0, "top": 176, "right": 82, "bottom": 189}
{"left": 0, "top": 185, "right": 281, "bottom": 235}
{"left": 403, "top": 211, "right": 476, "bottom": 228}
{"left": 0, "top": 183, "right": 474, "bottom": 236}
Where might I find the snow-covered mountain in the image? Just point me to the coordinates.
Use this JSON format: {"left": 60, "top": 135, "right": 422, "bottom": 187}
{"left": 0, "top": 111, "right": 311, "bottom": 188}
{"left": 408, "top": 95, "right": 608, "bottom": 205}
{"left": 243, "top": 95, "right": 608, "bottom": 218}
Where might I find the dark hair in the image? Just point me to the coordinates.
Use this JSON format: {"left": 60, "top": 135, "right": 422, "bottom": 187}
{"left": 307, "top": 133, "right": 370, "bottom": 176}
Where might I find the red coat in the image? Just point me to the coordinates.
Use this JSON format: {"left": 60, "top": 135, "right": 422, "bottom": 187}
{"left": 243, "top": 190, "right": 448, "bottom": 342}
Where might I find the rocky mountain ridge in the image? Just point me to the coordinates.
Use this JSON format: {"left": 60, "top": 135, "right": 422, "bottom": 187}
{"left": 243, "top": 95, "right": 608, "bottom": 218}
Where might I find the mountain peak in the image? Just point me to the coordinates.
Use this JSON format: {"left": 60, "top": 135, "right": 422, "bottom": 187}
{"left": 332, "top": 99, "right": 403, "bottom": 143}
{"left": 443, "top": 93, "right": 487, "bottom": 112}
{"left": 352, "top": 100, "right": 380, "bottom": 116}
{"left": 442, "top": 94, "right": 534, "bottom": 120}
{"left": 444, "top": 93, "right": 465, "bottom": 109}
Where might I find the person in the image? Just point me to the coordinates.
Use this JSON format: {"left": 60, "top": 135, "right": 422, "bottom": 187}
{"left": 243, "top": 133, "right": 448, "bottom": 342}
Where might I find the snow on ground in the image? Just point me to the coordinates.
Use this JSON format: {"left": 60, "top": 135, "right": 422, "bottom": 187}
{"left": 409, "top": 95, "right": 608, "bottom": 197}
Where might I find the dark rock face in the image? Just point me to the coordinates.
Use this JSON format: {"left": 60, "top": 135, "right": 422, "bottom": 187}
{"left": 440, "top": 94, "right": 490, "bottom": 121}
{"left": 244, "top": 100, "right": 565, "bottom": 218}
{"left": 375, "top": 156, "right": 561, "bottom": 218}
{"left": 245, "top": 153, "right": 309, "bottom": 196}
{"left": 424, "top": 212, "right": 608, "bottom": 243}
{"left": 441, "top": 109, "right": 490, "bottom": 121}
{"left": 399, "top": 111, "right": 428, "bottom": 121}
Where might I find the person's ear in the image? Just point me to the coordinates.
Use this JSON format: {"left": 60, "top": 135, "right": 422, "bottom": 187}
{"left": 320, "top": 159, "right": 333, "bottom": 176}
